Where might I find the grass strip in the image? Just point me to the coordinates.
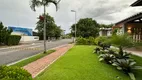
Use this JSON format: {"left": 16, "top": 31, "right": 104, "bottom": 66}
{"left": 11, "top": 50, "right": 56, "bottom": 67}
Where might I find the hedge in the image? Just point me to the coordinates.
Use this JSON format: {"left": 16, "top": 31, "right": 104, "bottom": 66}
{"left": 7, "top": 35, "right": 21, "bottom": 46}
{"left": 95, "top": 36, "right": 110, "bottom": 45}
{"left": 0, "top": 66, "right": 32, "bottom": 80}
{"left": 76, "top": 37, "right": 96, "bottom": 45}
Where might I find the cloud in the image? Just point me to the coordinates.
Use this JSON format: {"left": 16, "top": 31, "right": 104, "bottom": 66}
{"left": 0, "top": 0, "right": 141, "bottom": 33}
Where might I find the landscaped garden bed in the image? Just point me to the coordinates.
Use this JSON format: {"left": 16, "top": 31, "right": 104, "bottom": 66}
{"left": 35, "top": 45, "right": 142, "bottom": 80}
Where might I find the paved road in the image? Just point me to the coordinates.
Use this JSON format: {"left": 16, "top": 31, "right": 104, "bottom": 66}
{"left": 0, "top": 39, "right": 72, "bottom": 65}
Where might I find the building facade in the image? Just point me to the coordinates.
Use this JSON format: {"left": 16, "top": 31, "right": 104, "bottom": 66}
{"left": 113, "top": 13, "right": 142, "bottom": 42}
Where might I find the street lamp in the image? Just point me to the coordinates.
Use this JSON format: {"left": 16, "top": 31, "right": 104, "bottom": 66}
{"left": 71, "top": 10, "right": 77, "bottom": 43}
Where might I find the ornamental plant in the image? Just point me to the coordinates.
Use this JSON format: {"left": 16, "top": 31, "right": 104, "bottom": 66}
{"left": 0, "top": 66, "right": 32, "bottom": 80}
{"left": 112, "top": 59, "right": 142, "bottom": 80}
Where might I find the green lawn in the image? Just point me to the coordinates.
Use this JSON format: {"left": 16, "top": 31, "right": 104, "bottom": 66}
{"left": 35, "top": 45, "right": 142, "bottom": 80}
{"left": 131, "top": 55, "right": 142, "bottom": 80}
{"left": 11, "top": 50, "right": 56, "bottom": 67}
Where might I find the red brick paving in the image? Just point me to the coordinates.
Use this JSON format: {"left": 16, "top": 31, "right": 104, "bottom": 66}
{"left": 23, "top": 44, "right": 73, "bottom": 78}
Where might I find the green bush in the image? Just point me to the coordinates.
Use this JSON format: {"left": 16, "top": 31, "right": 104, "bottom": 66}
{"left": 88, "top": 37, "right": 96, "bottom": 45}
{"left": 76, "top": 37, "right": 95, "bottom": 45}
{"left": 0, "top": 66, "right": 32, "bottom": 80}
{"left": 0, "top": 22, "right": 12, "bottom": 45}
{"left": 7, "top": 35, "right": 21, "bottom": 46}
{"left": 76, "top": 37, "right": 88, "bottom": 45}
{"left": 108, "top": 34, "right": 134, "bottom": 48}
{"left": 95, "top": 36, "right": 109, "bottom": 45}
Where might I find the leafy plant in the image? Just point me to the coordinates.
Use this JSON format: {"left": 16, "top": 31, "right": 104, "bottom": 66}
{"left": 114, "top": 48, "right": 131, "bottom": 59}
{"left": 112, "top": 59, "right": 136, "bottom": 72}
{"left": 99, "top": 42, "right": 111, "bottom": 50}
{"left": 99, "top": 52, "right": 115, "bottom": 64}
{"left": 76, "top": 37, "right": 96, "bottom": 45}
{"left": 112, "top": 59, "right": 139, "bottom": 80}
{"left": 88, "top": 37, "right": 96, "bottom": 45}
{"left": 76, "top": 37, "right": 88, "bottom": 45}
{"left": 94, "top": 47, "right": 103, "bottom": 54}
{"left": 108, "top": 34, "right": 134, "bottom": 49}
{"left": 95, "top": 36, "right": 108, "bottom": 45}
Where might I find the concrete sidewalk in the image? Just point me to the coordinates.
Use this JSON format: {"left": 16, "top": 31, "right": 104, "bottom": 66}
{"left": 125, "top": 50, "right": 142, "bottom": 57}
{"left": 23, "top": 44, "right": 73, "bottom": 78}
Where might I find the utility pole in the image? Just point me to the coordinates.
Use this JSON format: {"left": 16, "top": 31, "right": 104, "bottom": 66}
{"left": 71, "top": 10, "right": 77, "bottom": 43}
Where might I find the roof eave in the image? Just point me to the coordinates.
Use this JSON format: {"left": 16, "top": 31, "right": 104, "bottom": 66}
{"left": 131, "top": 0, "right": 142, "bottom": 6}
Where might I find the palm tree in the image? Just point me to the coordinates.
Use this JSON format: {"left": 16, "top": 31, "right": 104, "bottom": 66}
{"left": 30, "top": 0, "right": 61, "bottom": 53}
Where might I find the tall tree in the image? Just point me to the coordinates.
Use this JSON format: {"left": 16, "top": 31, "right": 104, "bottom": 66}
{"left": 30, "top": 0, "right": 61, "bottom": 53}
{"left": 36, "top": 13, "right": 62, "bottom": 40}
{"left": 71, "top": 18, "right": 99, "bottom": 38}
{"left": 54, "top": 26, "right": 62, "bottom": 39}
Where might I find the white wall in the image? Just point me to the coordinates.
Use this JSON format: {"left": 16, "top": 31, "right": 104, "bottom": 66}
{"left": 99, "top": 30, "right": 112, "bottom": 36}
{"left": 20, "top": 36, "right": 39, "bottom": 42}
{"left": 107, "top": 31, "right": 111, "bottom": 36}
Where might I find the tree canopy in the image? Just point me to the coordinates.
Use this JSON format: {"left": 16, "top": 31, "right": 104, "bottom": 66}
{"left": 30, "top": 0, "right": 61, "bottom": 11}
{"left": 36, "top": 13, "right": 62, "bottom": 40}
{"left": 71, "top": 18, "right": 100, "bottom": 38}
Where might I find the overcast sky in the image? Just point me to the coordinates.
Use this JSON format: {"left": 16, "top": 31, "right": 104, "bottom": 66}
{"left": 0, "top": 0, "right": 142, "bottom": 33}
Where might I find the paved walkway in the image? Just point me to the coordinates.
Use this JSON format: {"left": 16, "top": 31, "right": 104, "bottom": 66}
{"left": 125, "top": 50, "right": 142, "bottom": 57}
{"left": 23, "top": 44, "right": 73, "bottom": 78}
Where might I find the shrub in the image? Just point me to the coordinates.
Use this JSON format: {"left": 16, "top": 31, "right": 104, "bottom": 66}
{"left": 95, "top": 36, "right": 108, "bottom": 45}
{"left": 108, "top": 34, "right": 134, "bottom": 48}
{"left": 76, "top": 37, "right": 95, "bottom": 45}
{"left": 0, "top": 22, "right": 12, "bottom": 45}
{"left": 76, "top": 37, "right": 88, "bottom": 45}
{"left": 88, "top": 37, "right": 96, "bottom": 45}
{"left": 0, "top": 66, "right": 32, "bottom": 80}
{"left": 7, "top": 35, "right": 21, "bottom": 46}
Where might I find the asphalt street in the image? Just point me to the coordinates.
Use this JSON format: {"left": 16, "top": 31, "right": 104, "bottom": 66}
{"left": 0, "top": 39, "right": 72, "bottom": 65}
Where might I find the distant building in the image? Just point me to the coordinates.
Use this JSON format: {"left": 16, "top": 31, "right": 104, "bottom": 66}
{"left": 112, "top": 0, "right": 142, "bottom": 42}
{"left": 99, "top": 28, "right": 112, "bottom": 36}
{"left": 8, "top": 26, "right": 33, "bottom": 36}
{"left": 8, "top": 26, "right": 39, "bottom": 42}
{"left": 113, "top": 13, "right": 142, "bottom": 42}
